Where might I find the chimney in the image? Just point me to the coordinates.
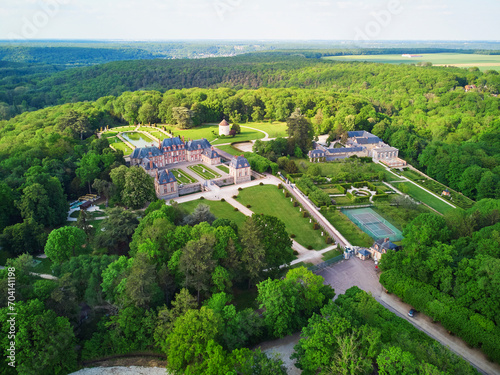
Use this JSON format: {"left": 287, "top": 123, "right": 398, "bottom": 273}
{"left": 158, "top": 140, "right": 161, "bottom": 149}
{"left": 384, "top": 237, "right": 389, "bottom": 243}
{"left": 182, "top": 135, "right": 185, "bottom": 142}
{"left": 150, "top": 160, "right": 153, "bottom": 169}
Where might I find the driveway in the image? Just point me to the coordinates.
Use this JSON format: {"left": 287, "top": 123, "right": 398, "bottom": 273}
{"left": 317, "top": 258, "right": 500, "bottom": 375}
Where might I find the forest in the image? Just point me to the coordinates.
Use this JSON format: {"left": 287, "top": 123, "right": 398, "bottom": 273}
{"left": 0, "top": 49, "right": 500, "bottom": 373}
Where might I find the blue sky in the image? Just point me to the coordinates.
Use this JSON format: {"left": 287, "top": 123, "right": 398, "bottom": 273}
{"left": 1, "top": 0, "right": 499, "bottom": 41}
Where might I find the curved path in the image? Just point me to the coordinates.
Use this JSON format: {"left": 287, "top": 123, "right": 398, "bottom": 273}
{"left": 240, "top": 125, "right": 270, "bottom": 140}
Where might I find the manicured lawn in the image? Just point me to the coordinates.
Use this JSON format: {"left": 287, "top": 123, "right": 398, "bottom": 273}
{"left": 291, "top": 261, "right": 315, "bottom": 269}
{"left": 333, "top": 196, "right": 368, "bottom": 206}
{"left": 241, "top": 122, "right": 288, "bottom": 138}
{"left": 101, "top": 131, "right": 118, "bottom": 138}
{"left": 318, "top": 184, "right": 343, "bottom": 194}
{"left": 109, "top": 125, "right": 137, "bottom": 132}
{"left": 237, "top": 185, "right": 326, "bottom": 250}
{"left": 161, "top": 124, "right": 265, "bottom": 145}
{"left": 178, "top": 199, "right": 247, "bottom": 228}
{"left": 395, "top": 182, "right": 456, "bottom": 215}
{"left": 322, "top": 249, "right": 342, "bottom": 261}
{"left": 217, "top": 165, "right": 230, "bottom": 173}
{"left": 372, "top": 203, "right": 431, "bottom": 231}
{"left": 188, "top": 164, "right": 221, "bottom": 180}
{"left": 138, "top": 127, "right": 169, "bottom": 140}
{"left": 215, "top": 145, "right": 243, "bottom": 156}
{"left": 322, "top": 210, "right": 374, "bottom": 247}
{"left": 371, "top": 163, "right": 403, "bottom": 182}
{"left": 108, "top": 137, "right": 133, "bottom": 155}
{"left": 172, "top": 169, "right": 198, "bottom": 184}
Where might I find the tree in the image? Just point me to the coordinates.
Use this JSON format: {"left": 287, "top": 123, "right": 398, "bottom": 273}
{"left": 476, "top": 171, "right": 500, "bottom": 200}
{"left": 76, "top": 152, "right": 102, "bottom": 194}
{"left": 376, "top": 346, "right": 418, "bottom": 375}
{"left": 16, "top": 183, "right": 53, "bottom": 227}
{"left": 287, "top": 108, "right": 314, "bottom": 153}
{"left": 121, "top": 166, "right": 156, "bottom": 209}
{"left": 44, "top": 226, "right": 86, "bottom": 264}
{"left": 252, "top": 214, "right": 293, "bottom": 277}
{"left": 138, "top": 102, "right": 159, "bottom": 124}
{"left": 327, "top": 330, "right": 374, "bottom": 375}
{"left": 240, "top": 217, "right": 266, "bottom": 287}
{"left": 125, "top": 251, "right": 162, "bottom": 309}
{"left": 0, "top": 299, "right": 77, "bottom": 375}
{"left": 0, "top": 182, "right": 16, "bottom": 232}
{"left": 231, "top": 123, "right": 241, "bottom": 134}
{"left": 57, "top": 109, "right": 91, "bottom": 140}
{"left": 257, "top": 267, "right": 334, "bottom": 338}
{"left": 92, "top": 179, "right": 115, "bottom": 206}
{"left": 172, "top": 106, "right": 195, "bottom": 129}
{"left": 76, "top": 209, "right": 93, "bottom": 239}
{"left": 94, "top": 207, "right": 139, "bottom": 253}
{"left": 184, "top": 204, "right": 216, "bottom": 226}
{"left": 179, "top": 234, "right": 217, "bottom": 304}
{"left": 402, "top": 213, "right": 451, "bottom": 248}
{"left": 165, "top": 306, "right": 221, "bottom": 372}
{"left": 1, "top": 218, "right": 46, "bottom": 256}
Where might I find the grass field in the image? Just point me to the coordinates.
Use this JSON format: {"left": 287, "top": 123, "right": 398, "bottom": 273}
{"left": 172, "top": 169, "right": 198, "bottom": 184}
{"left": 217, "top": 165, "right": 230, "bottom": 173}
{"left": 108, "top": 137, "right": 133, "bottom": 155}
{"left": 237, "top": 185, "right": 326, "bottom": 250}
{"left": 101, "top": 131, "right": 119, "bottom": 139}
{"left": 324, "top": 53, "right": 500, "bottom": 71}
{"left": 395, "top": 182, "right": 456, "bottom": 215}
{"left": 372, "top": 203, "right": 430, "bottom": 231}
{"left": 138, "top": 127, "right": 168, "bottom": 140}
{"left": 322, "top": 210, "right": 374, "bottom": 247}
{"left": 178, "top": 199, "right": 247, "bottom": 228}
{"left": 215, "top": 145, "right": 244, "bottom": 156}
{"left": 322, "top": 249, "right": 342, "bottom": 261}
{"left": 110, "top": 125, "right": 137, "bottom": 132}
{"left": 241, "top": 122, "right": 288, "bottom": 138}
{"left": 188, "top": 164, "right": 221, "bottom": 180}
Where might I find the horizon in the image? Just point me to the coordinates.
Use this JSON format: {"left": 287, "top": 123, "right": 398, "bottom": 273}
{"left": 2, "top": 0, "right": 499, "bottom": 42}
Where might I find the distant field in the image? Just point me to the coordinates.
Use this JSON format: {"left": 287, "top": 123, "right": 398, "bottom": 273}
{"left": 395, "top": 182, "right": 456, "bottom": 215}
{"left": 324, "top": 53, "right": 500, "bottom": 71}
{"left": 215, "top": 145, "right": 242, "bottom": 156}
{"left": 242, "top": 122, "right": 288, "bottom": 138}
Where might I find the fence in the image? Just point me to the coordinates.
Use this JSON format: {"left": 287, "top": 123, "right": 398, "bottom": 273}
{"left": 308, "top": 254, "right": 345, "bottom": 273}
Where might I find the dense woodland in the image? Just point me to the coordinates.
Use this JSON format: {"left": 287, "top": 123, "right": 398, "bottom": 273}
{"left": 0, "top": 49, "right": 500, "bottom": 373}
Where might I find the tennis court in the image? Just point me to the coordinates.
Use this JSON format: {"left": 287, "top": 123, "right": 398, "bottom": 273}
{"left": 341, "top": 207, "right": 403, "bottom": 242}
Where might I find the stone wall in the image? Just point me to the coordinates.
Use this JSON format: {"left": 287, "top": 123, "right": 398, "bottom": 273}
{"left": 179, "top": 183, "right": 202, "bottom": 196}
{"left": 212, "top": 177, "right": 234, "bottom": 187}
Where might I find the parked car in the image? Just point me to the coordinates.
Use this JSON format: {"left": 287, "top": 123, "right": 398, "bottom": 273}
{"left": 408, "top": 308, "right": 416, "bottom": 317}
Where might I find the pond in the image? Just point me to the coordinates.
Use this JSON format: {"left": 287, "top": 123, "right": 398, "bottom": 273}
{"left": 120, "top": 132, "right": 156, "bottom": 148}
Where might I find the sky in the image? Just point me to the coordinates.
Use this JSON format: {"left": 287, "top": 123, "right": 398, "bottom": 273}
{"left": 1, "top": 0, "right": 499, "bottom": 41}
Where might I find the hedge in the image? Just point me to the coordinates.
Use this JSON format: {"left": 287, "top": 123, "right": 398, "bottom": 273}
{"left": 372, "top": 193, "right": 389, "bottom": 201}
{"left": 380, "top": 269, "right": 500, "bottom": 363}
{"left": 335, "top": 184, "right": 346, "bottom": 194}
{"left": 346, "top": 191, "right": 354, "bottom": 200}
{"left": 352, "top": 195, "right": 370, "bottom": 203}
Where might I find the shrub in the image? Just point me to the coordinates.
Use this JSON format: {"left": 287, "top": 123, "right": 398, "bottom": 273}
{"left": 220, "top": 198, "right": 225, "bottom": 202}
{"left": 259, "top": 182, "right": 264, "bottom": 186}
{"left": 335, "top": 184, "right": 346, "bottom": 194}
{"left": 293, "top": 201, "right": 299, "bottom": 207}
{"left": 238, "top": 187, "right": 243, "bottom": 191}
{"left": 293, "top": 250, "right": 299, "bottom": 255}
{"left": 234, "top": 208, "right": 239, "bottom": 211}
{"left": 290, "top": 234, "right": 296, "bottom": 238}
{"left": 232, "top": 195, "right": 237, "bottom": 199}
{"left": 277, "top": 183, "right": 283, "bottom": 189}
{"left": 307, "top": 245, "right": 313, "bottom": 250}
{"left": 313, "top": 222, "right": 319, "bottom": 230}
{"left": 285, "top": 191, "right": 290, "bottom": 198}
{"left": 246, "top": 204, "right": 251, "bottom": 208}
{"left": 325, "top": 236, "right": 332, "bottom": 244}
{"left": 302, "top": 211, "right": 309, "bottom": 218}
{"left": 199, "top": 196, "right": 205, "bottom": 200}
{"left": 346, "top": 191, "right": 354, "bottom": 201}
{"left": 373, "top": 193, "right": 389, "bottom": 201}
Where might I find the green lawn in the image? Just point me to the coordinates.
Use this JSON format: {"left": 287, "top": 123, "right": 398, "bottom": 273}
{"left": 101, "top": 131, "right": 118, "bottom": 139}
{"left": 108, "top": 137, "right": 133, "bottom": 155}
{"left": 172, "top": 169, "right": 198, "bottom": 184}
{"left": 322, "top": 249, "right": 342, "bottom": 261}
{"left": 138, "top": 127, "right": 169, "bottom": 140}
{"left": 322, "top": 210, "right": 374, "bottom": 247}
{"left": 291, "top": 261, "right": 315, "bottom": 269}
{"left": 109, "top": 125, "right": 137, "bottom": 132}
{"left": 69, "top": 210, "right": 106, "bottom": 219}
{"left": 318, "top": 184, "right": 343, "bottom": 194}
{"left": 241, "top": 122, "right": 288, "bottom": 138}
{"left": 237, "top": 185, "right": 327, "bottom": 250}
{"left": 371, "top": 163, "right": 403, "bottom": 182}
{"left": 215, "top": 145, "right": 243, "bottom": 156}
{"left": 324, "top": 53, "right": 500, "bottom": 71}
{"left": 161, "top": 124, "right": 265, "bottom": 145}
{"left": 217, "top": 165, "right": 230, "bottom": 173}
{"left": 178, "top": 199, "right": 247, "bottom": 228}
{"left": 188, "top": 164, "right": 221, "bottom": 180}
{"left": 395, "top": 182, "right": 456, "bottom": 215}
{"left": 372, "top": 203, "right": 431, "bottom": 231}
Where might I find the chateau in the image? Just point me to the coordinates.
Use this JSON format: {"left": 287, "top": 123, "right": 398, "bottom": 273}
{"left": 130, "top": 136, "right": 251, "bottom": 199}
{"left": 308, "top": 131, "right": 406, "bottom": 167}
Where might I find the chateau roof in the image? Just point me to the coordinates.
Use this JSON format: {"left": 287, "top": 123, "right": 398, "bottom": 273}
{"left": 354, "top": 136, "right": 382, "bottom": 145}
{"left": 308, "top": 149, "right": 325, "bottom": 157}
{"left": 203, "top": 148, "right": 219, "bottom": 159}
{"left": 186, "top": 138, "right": 211, "bottom": 151}
{"left": 157, "top": 169, "right": 177, "bottom": 185}
{"left": 230, "top": 155, "right": 250, "bottom": 169}
{"left": 131, "top": 147, "right": 162, "bottom": 159}
{"left": 219, "top": 119, "right": 230, "bottom": 127}
{"left": 161, "top": 136, "right": 184, "bottom": 149}
{"left": 141, "top": 158, "right": 157, "bottom": 170}
{"left": 326, "top": 147, "right": 364, "bottom": 154}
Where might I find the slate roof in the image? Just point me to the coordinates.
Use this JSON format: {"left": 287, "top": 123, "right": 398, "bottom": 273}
{"left": 156, "top": 169, "right": 177, "bottom": 185}
{"left": 141, "top": 158, "right": 157, "bottom": 170}
{"left": 230, "top": 155, "right": 250, "bottom": 169}
{"left": 203, "top": 148, "right": 219, "bottom": 159}
{"left": 131, "top": 146, "right": 162, "bottom": 159}
{"left": 373, "top": 238, "right": 399, "bottom": 251}
{"left": 161, "top": 136, "right": 184, "bottom": 149}
{"left": 354, "top": 136, "right": 382, "bottom": 145}
{"left": 186, "top": 138, "right": 211, "bottom": 151}
{"left": 358, "top": 249, "right": 371, "bottom": 256}
{"left": 348, "top": 131, "right": 368, "bottom": 137}
{"left": 326, "top": 147, "right": 364, "bottom": 154}
{"left": 308, "top": 149, "right": 325, "bottom": 157}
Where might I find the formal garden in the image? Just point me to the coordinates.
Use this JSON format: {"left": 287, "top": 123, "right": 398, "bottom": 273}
{"left": 188, "top": 164, "right": 222, "bottom": 180}
{"left": 171, "top": 169, "right": 198, "bottom": 184}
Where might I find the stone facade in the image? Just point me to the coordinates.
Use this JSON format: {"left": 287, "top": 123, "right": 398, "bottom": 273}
{"left": 229, "top": 155, "right": 251, "bottom": 184}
